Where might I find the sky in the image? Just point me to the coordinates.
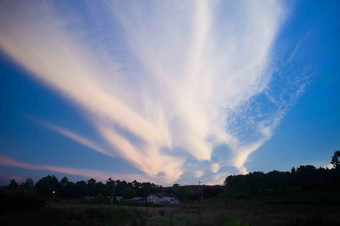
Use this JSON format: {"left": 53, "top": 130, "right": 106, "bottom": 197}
{"left": 0, "top": 0, "right": 340, "bottom": 186}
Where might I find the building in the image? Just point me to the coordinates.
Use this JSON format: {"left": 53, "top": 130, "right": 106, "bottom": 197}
{"left": 147, "top": 193, "right": 179, "bottom": 204}
{"left": 129, "top": 197, "right": 146, "bottom": 203}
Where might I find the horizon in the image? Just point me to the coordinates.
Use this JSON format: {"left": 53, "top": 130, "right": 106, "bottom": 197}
{"left": 1, "top": 0, "right": 340, "bottom": 186}
{"left": 1, "top": 155, "right": 336, "bottom": 187}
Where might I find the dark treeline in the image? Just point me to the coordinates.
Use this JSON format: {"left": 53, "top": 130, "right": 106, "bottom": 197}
{"left": 7, "top": 176, "right": 219, "bottom": 201}
{"left": 224, "top": 151, "right": 340, "bottom": 193}
{"left": 8, "top": 176, "right": 163, "bottom": 199}
{"left": 6, "top": 151, "right": 340, "bottom": 200}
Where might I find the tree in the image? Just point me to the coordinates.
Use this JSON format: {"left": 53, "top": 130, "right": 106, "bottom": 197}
{"left": 331, "top": 150, "right": 340, "bottom": 169}
{"left": 22, "top": 178, "right": 34, "bottom": 189}
{"left": 60, "top": 176, "right": 69, "bottom": 187}
{"left": 35, "top": 175, "right": 58, "bottom": 194}
{"left": 87, "top": 178, "right": 97, "bottom": 195}
{"left": 9, "top": 179, "right": 19, "bottom": 190}
{"left": 120, "top": 187, "right": 136, "bottom": 199}
{"left": 291, "top": 167, "right": 296, "bottom": 174}
{"left": 106, "top": 177, "right": 115, "bottom": 196}
{"left": 62, "top": 181, "right": 76, "bottom": 197}
{"left": 75, "top": 180, "right": 87, "bottom": 197}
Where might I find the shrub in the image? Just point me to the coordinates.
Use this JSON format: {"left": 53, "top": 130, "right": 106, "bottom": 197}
{"left": 94, "top": 193, "right": 107, "bottom": 203}
{"left": 0, "top": 192, "right": 45, "bottom": 212}
{"left": 225, "top": 214, "right": 250, "bottom": 226}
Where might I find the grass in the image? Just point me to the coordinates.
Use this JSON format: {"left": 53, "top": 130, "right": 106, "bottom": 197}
{"left": 224, "top": 214, "right": 250, "bottom": 226}
{"left": 148, "top": 217, "right": 191, "bottom": 226}
{"left": 1, "top": 193, "right": 340, "bottom": 225}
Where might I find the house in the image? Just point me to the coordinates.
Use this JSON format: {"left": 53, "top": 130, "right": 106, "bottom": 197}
{"left": 147, "top": 193, "right": 179, "bottom": 204}
{"left": 159, "top": 196, "right": 180, "bottom": 204}
{"left": 147, "top": 193, "right": 162, "bottom": 204}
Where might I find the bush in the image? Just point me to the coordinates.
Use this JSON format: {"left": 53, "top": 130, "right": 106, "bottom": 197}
{"left": 225, "top": 214, "right": 250, "bottom": 226}
{"left": 84, "top": 207, "right": 144, "bottom": 225}
{"left": 120, "top": 187, "right": 136, "bottom": 199}
{"left": 94, "top": 193, "right": 107, "bottom": 203}
{"left": 159, "top": 210, "right": 165, "bottom": 216}
{"left": 0, "top": 192, "right": 45, "bottom": 212}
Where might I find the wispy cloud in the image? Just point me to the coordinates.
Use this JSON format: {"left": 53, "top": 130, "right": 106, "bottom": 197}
{"left": 31, "top": 117, "right": 112, "bottom": 157}
{"left": 194, "top": 170, "right": 204, "bottom": 179}
{"left": 0, "top": 0, "right": 304, "bottom": 183}
{"left": 0, "top": 154, "right": 157, "bottom": 183}
{"left": 211, "top": 163, "right": 221, "bottom": 174}
{"left": 206, "top": 172, "right": 230, "bottom": 185}
{"left": 0, "top": 172, "right": 24, "bottom": 183}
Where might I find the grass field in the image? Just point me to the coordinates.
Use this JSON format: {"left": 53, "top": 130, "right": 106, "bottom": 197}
{"left": 2, "top": 194, "right": 340, "bottom": 226}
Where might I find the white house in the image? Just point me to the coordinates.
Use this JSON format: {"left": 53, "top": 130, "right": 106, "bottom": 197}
{"left": 147, "top": 193, "right": 162, "bottom": 203}
{"left": 147, "top": 193, "right": 179, "bottom": 204}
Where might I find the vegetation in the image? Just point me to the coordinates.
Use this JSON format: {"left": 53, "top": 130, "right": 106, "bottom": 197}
{"left": 0, "top": 192, "right": 45, "bottom": 212}
{"left": 331, "top": 150, "right": 340, "bottom": 169}
{"left": 1, "top": 150, "right": 340, "bottom": 225}
{"left": 8, "top": 176, "right": 164, "bottom": 200}
{"left": 224, "top": 151, "right": 340, "bottom": 195}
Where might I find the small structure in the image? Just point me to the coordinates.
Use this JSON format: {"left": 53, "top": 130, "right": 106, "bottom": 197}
{"left": 130, "top": 197, "right": 146, "bottom": 203}
{"left": 83, "top": 196, "right": 94, "bottom": 201}
{"left": 116, "top": 196, "right": 124, "bottom": 201}
{"left": 147, "top": 193, "right": 179, "bottom": 204}
{"left": 109, "top": 196, "right": 124, "bottom": 203}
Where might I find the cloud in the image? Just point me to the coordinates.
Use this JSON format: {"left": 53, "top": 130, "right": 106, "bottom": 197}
{"left": 0, "top": 0, "right": 304, "bottom": 182}
{"left": 99, "top": 126, "right": 183, "bottom": 182}
{"left": 211, "top": 163, "right": 220, "bottom": 173}
{"left": 0, "top": 172, "right": 24, "bottom": 183}
{"left": 193, "top": 170, "right": 204, "bottom": 178}
{"left": 31, "top": 117, "right": 113, "bottom": 157}
{"left": 0, "top": 154, "right": 159, "bottom": 183}
{"left": 206, "top": 172, "right": 230, "bottom": 185}
{"left": 323, "top": 164, "right": 334, "bottom": 170}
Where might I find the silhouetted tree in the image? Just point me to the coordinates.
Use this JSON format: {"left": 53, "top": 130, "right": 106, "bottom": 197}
{"left": 87, "top": 178, "right": 97, "bottom": 195}
{"left": 75, "top": 180, "right": 87, "bottom": 197}
{"left": 105, "top": 177, "right": 115, "bottom": 196}
{"left": 22, "top": 178, "right": 34, "bottom": 190}
{"left": 120, "top": 187, "right": 136, "bottom": 199}
{"left": 35, "top": 175, "right": 58, "bottom": 194}
{"left": 60, "top": 176, "right": 69, "bottom": 187}
{"left": 95, "top": 181, "right": 105, "bottom": 195}
{"left": 9, "top": 179, "right": 19, "bottom": 190}
{"left": 331, "top": 150, "right": 340, "bottom": 169}
{"left": 132, "top": 180, "right": 141, "bottom": 189}
{"left": 291, "top": 167, "right": 296, "bottom": 174}
{"left": 63, "top": 181, "right": 76, "bottom": 197}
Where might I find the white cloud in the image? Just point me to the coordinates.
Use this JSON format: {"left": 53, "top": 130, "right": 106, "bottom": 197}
{"left": 31, "top": 117, "right": 112, "bottom": 157}
{"left": 211, "top": 163, "right": 220, "bottom": 173}
{"left": 194, "top": 170, "right": 204, "bottom": 179}
{"left": 0, "top": 0, "right": 301, "bottom": 182}
{"left": 323, "top": 164, "right": 334, "bottom": 170}
{"left": 206, "top": 172, "right": 230, "bottom": 185}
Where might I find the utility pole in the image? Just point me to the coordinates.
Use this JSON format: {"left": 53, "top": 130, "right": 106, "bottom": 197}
{"left": 198, "top": 179, "right": 201, "bottom": 199}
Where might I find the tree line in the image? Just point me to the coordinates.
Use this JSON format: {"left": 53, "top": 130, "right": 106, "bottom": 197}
{"left": 224, "top": 151, "right": 340, "bottom": 193}
{"left": 8, "top": 176, "right": 163, "bottom": 199}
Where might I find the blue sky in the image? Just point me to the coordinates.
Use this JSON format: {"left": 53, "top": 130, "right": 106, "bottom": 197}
{"left": 0, "top": 0, "right": 339, "bottom": 186}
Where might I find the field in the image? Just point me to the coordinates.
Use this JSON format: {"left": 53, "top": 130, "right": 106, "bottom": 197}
{"left": 1, "top": 194, "right": 340, "bottom": 226}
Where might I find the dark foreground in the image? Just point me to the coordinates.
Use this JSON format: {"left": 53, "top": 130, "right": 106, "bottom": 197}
{"left": 1, "top": 198, "right": 340, "bottom": 226}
